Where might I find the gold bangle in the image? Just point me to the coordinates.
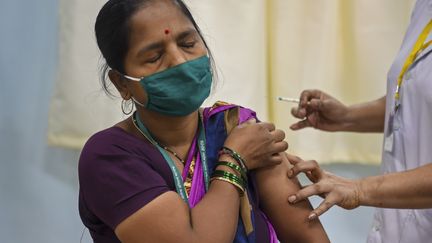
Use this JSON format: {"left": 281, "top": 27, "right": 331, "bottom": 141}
{"left": 210, "top": 177, "right": 245, "bottom": 196}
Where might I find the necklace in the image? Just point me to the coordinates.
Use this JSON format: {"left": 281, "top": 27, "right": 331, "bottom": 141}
{"left": 160, "top": 146, "right": 185, "bottom": 164}
{"left": 131, "top": 112, "right": 186, "bottom": 164}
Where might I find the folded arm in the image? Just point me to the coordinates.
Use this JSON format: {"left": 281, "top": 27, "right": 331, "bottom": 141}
{"left": 115, "top": 171, "right": 241, "bottom": 243}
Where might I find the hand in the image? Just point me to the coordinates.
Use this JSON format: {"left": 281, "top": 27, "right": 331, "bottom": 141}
{"left": 223, "top": 120, "right": 289, "bottom": 170}
{"left": 286, "top": 154, "right": 361, "bottom": 219}
{"left": 290, "top": 89, "right": 350, "bottom": 132}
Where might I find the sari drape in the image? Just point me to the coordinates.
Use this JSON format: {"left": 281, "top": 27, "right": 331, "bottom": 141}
{"left": 184, "top": 101, "right": 278, "bottom": 243}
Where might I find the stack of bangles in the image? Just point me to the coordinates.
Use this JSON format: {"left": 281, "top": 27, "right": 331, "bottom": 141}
{"left": 210, "top": 146, "right": 249, "bottom": 196}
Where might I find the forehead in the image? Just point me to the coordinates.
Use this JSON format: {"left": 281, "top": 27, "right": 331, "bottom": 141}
{"left": 128, "top": 1, "right": 195, "bottom": 41}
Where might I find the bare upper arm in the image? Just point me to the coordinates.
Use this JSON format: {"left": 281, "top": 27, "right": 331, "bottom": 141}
{"left": 115, "top": 191, "right": 194, "bottom": 243}
{"left": 255, "top": 153, "right": 330, "bottom": 243}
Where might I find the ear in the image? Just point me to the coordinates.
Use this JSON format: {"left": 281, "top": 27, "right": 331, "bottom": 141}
{"left": 108, "top": 70, "right": 131, "bottom": 100}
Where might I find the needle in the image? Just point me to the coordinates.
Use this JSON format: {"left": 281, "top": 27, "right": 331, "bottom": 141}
{"left": 277, "top": 97, "right": 300, "bottom": 104}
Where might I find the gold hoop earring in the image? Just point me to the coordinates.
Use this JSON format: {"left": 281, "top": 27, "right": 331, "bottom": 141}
{"left": 121, "top": 99, "right": 134, "bottom": 115}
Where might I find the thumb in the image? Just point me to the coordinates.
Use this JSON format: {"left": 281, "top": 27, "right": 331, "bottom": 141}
{"left": 290, "top": 119, "right": 311, "bottom": 130}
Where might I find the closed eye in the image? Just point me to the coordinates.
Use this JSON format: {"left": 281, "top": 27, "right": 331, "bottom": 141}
{"left": 181, "top": 41, "right": 197, "bottom": 49}
{"left": 147, "top": 53, "right": 163, "bottom": 63}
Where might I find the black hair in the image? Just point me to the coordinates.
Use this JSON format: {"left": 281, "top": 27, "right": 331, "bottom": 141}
{"left": 95, "top": 0, "right": 216, "bottom": 96}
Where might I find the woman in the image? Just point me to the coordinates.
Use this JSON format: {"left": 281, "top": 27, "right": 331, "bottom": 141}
{"left": 78, "top": 0, "right": 329, "bottom": 242}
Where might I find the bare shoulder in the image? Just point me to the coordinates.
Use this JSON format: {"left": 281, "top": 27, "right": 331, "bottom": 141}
{"left": 254, "top": 153, "right": 330, "bottom": 243}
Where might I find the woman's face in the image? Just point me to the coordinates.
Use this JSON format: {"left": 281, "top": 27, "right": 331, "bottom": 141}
{"left": 116, "top": 0, "right": 208, "bottom": 108}
{"left": 124, "top": 0, "right": 207, "bottom": 78}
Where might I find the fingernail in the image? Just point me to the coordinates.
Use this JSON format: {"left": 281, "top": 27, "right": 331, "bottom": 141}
{"left": 288, "top": 195, "right": 296, "bottom": 203}
{"left": 287, "top": 169, "right": 293, "bottom": 177}
{"left": 308, "top": 213, "right": 317, "bottom": 220}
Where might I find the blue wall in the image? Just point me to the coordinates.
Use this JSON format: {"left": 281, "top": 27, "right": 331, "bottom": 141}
{"left": 0, "top": 1, "right": 378, "bottom": 242}
{"left": 0, "top": 0, "right": 91, "bottom": 242}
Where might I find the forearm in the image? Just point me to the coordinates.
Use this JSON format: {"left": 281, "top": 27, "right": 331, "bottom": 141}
{"left": 190, "top": 179, "right": 240, "bottom": 242}
{"left": 343, "top": 96, "right": 386, "bottom": 133}
{"left": 189, "top": 156, "right": 243, "bottom": 242}
{"left": 359, "top": 163, "right": 432, "bottom": 208}
{"left": 116, "top": 157, "right": 243, "bottom": 243}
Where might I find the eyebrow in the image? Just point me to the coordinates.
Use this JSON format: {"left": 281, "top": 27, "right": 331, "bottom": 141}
{"left": 136, "top": 28, "right": 199, "bottom": 58}
{"left": 176, "top": 28, "right": 198, "bottom": 41}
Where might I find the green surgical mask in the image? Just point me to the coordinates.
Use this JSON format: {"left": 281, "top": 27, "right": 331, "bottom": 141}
{"left": 124, "top": 55, "right": 212, "bottom": 116}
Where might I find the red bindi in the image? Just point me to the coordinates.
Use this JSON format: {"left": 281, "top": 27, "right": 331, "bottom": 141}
{"left": 164, "top": 29, "right": 170, "bottom": 35}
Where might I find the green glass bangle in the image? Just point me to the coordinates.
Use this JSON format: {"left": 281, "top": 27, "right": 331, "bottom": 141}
{"left": 212, "top": 170, "right": 246, "bottom": 189}
{"left": 217, "top": 161, "right": 248, "bottom": 183}
{"left": 219, "top": 146, "right": 248, "bottom": 172}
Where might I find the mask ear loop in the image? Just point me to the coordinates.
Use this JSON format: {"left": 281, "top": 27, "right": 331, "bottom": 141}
{"left": 112, "top": 69, "right": 146, "bottom": 109}
{"left": 112, "top": 68, "right": 142, "bottom": 82}
{"left": 123, "top": 74, "right": 141, "bottom": 82}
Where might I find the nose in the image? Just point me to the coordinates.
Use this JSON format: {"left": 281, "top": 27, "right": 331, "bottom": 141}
{"left": 166, "top": 45, "right": 187, "bottom": 68}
